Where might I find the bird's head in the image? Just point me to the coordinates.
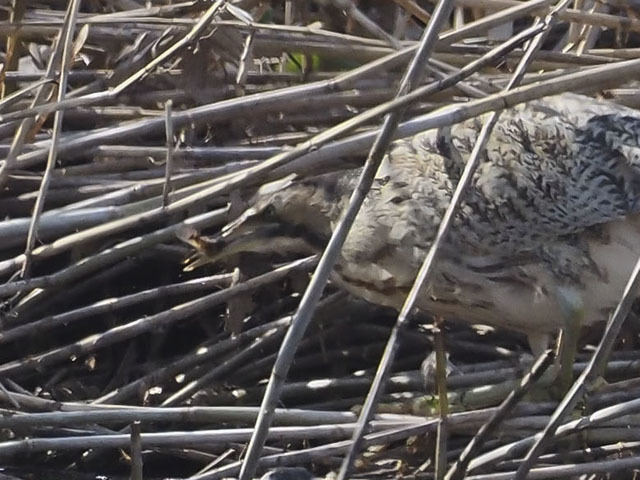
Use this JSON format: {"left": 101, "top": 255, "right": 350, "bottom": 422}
{"left": 177, "top": 173, "right": 346, "bottom": 271}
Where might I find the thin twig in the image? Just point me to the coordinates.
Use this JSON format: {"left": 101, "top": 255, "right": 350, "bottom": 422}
{"left": 335, "top": 2, "right": 457, "bottom": 478}
{"left": 445, "top": 349, "right": 555, "bottom": 480}
{"left": 20, "top": 0, "right": 82, "bottom": 280}
{"left": 129, "top": 421, "right": 143, "bottom": 480}
{"left": 160, "top": 324, "right": 288, "bottom": 406}
{"left": 338, "top": 1, "right": 570, "bottom": 478}
{"left": 434, "top": 318, "right": 449, "bottom": 480}
{"left": 112, "top": 0, "right": 229, "bottom": 95}
{"left": 0, "top": 273, "right": 233, "bottom": 345}
{"left": 93, "top": 317, "right": 291, "bottom": 405}
{"left": 162, "top": 99, "right": 174, "bottom": 208}
{"left": 1, "top": 55, "right": 638, "bottom": 286}
{"left": 8, "top": 0, "right": 551, "bottom": 166}
{"left": 0, "top": 257, "right": 315, "bottom": 377}
{"left": 0, "top": 25, "right": 62, "bottom": 191}
{"left": 238, "top": 0, "right": 458, "bottom": 476}
{"left": 332, "top": 0, "right": 403, "bottom": 49}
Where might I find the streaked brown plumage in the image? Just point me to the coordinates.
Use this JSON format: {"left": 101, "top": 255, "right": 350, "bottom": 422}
{"left": 179, "top": 93, "right": 640, "bottom": 354}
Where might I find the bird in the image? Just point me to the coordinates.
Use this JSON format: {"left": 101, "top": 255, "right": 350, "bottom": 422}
{"left": 178, "top": 92, "right": 640, "bottom": 366}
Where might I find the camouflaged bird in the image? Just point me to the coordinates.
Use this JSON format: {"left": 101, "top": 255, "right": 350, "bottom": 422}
{"left": 179, "top": 93, "right": 640, "bottom": 355}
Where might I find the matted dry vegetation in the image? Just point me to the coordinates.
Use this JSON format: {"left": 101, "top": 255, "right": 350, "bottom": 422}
{"left": 3, "top": 1, "right": 640, "bottom": 479}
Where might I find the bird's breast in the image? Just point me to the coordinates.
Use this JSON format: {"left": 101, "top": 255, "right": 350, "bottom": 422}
{"left": 333, "top": 213, "right": 640, "bottom": 336}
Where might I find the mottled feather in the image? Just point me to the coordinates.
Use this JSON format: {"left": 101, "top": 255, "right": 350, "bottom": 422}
{"left": 182, "top": 93, "right": 640, "bottom": 344}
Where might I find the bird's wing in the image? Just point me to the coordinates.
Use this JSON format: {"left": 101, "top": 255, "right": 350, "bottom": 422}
{"left": 379, "top": 93, "right": 640, "bottom": 256}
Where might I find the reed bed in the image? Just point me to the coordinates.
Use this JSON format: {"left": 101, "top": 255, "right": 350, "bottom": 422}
{"left": 3, "top": 1, "right": 640, "bottom": 479}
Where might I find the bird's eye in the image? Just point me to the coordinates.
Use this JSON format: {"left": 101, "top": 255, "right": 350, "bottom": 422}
{"left": 264, "top": 204, "right": 277, "bottom": 218}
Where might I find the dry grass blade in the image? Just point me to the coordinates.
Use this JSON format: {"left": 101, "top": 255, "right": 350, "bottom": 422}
{"left": 21, "top": 0, "right": 82, "bottom": 279}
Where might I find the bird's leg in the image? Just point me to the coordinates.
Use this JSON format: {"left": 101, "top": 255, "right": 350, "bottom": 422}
{"left": 553, "top": 287, "right": 585, "bottom": 395}
{"left": 556, "top": 308, "right": 584, "bottom": 395}
{"left": 524, "top": 287, "right": 584, "bottom": 397}
{"left": 527, "top": 332, "right": 553, "bottom": 359}
{"left": 521, "top": 332, "right": 560, "bottom": 400}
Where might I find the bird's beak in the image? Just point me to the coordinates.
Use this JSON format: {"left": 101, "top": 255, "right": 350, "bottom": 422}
{"left": 178, "top": 212, "right": 281, "bottom": 271}
{"left": 178, "top": 207, "right": 319, "bottom": 271}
